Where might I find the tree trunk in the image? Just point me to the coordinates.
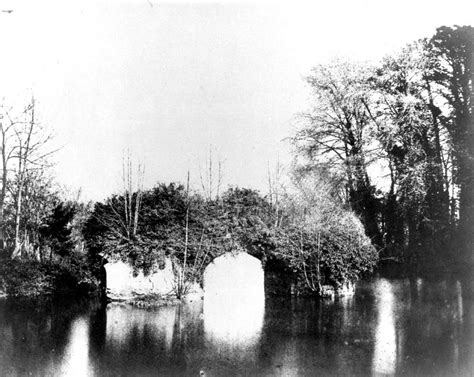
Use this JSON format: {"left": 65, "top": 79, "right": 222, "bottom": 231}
{"left": 458, "top": 154, "right": 474, "bottom": 267}
{"left": 0, "top": 124, "right": 8, "bottom": 253}
{"left": 348, "top": 163, "right": 382, "bottom": 247}
{"left": 12, "top": 169, "right": 23, "bottom": 259}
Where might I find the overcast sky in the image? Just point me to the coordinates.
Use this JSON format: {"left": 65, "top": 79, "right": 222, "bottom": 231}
{"left": 0, "top": 0, "right": 473, "bottom": 201}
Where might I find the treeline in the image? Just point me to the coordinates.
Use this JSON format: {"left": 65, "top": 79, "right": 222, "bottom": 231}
{"left": 294, "top": 25, "right": 473, "bottom": 274}
{"left": 0, "top": 98, "right": 98, "bottom": 295}
{"left": 0, "top": 196, "right": 96, "bottom": 296}
{"left": 0, "top": 177, "right": 378, "bottom": 297}
{"left": 0, "top": 152, "right": 378, "bottom": 297}
{"left": 1, "top": 25, "right": 470, "bottom": 297}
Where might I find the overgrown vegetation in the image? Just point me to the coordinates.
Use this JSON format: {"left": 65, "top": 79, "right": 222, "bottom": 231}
{"left": 1, "top": 25, "right": 470, "bottom": 298}
{"left": 0, "top": 256, "right": 99, "bottom": 297}
{"left": 294, "top": 25, "right": 473, "bottom": 274}
{"left": 83, "top": 175, "right": 376, "bottom": 296}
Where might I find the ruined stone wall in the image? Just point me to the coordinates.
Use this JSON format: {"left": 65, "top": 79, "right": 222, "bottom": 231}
{"left": 203, "top": 252, "right": 264, "bottom": 299}
{"left": 105, "top": 251, "right": 264, "bottom": 301}
{"left": 104, "top": 258, "right": 175, "bottom": 300}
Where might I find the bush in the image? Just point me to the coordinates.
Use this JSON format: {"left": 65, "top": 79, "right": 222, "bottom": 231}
{"left": 83, "top": 180, "right": 378, "bottom": 298}
{"left": 0, "top": 254, "right": 100, "bottom": 297}
{"left": 262, "top": 173, "right": 379, "bottom": 295}
{"left": 0, "top": 260, "right": 52, "bottom": 297}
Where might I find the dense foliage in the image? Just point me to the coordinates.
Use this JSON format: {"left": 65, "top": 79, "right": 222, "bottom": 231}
{"left": 0, "top": 199, "right": 100, "bottom": 297}
{"left": 0, "top": 256, "right": 99, "bottom": 297}
{"left": 294, "top": 25, "right": 473, "bottom": 274}
{"left": 83, "top": 178, "right": 377, "bottom": 296}
{"left": 2, "top": 25, "right": 469, "bottom": 298}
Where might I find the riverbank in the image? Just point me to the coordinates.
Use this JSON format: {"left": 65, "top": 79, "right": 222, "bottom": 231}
{"left": 112, "top": 293, "right": 181, "bottom": 308}
{"left": 0, "top": 258, "right": 99, "bottom": 298}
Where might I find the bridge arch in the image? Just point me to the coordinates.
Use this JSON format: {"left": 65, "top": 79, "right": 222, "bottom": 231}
{"left": 203, "top": 252, "right": 264, "bottom": 297}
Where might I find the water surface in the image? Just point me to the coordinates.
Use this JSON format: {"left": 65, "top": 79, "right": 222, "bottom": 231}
{"left": 0, "top": 277, "right": 472, "bottom": 376}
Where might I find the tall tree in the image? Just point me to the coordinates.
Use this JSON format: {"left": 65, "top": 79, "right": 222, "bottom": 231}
{"left": 0, "top": 104, "right": 17, "bottom": 253}
{"left": 371, "top": 42, "right": 451, "bottom": 259}
{"left": 294, "top": 60, "right": 382, "bottom": 246}
{"left": 10, "top": 98, "right": 55, "bottom": 258}
{"left": 429, "top": 26, "right": 474, "bottom": 261}
{"left": 0, "top": 98, "right": 55, "bottom": 258}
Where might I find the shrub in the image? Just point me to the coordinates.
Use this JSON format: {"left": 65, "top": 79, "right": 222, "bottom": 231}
{"left": 0, "top": 254, "right": 100, "bottom": 297}
{"left": 262, "top": 172, "right": 379, "bottom": 295}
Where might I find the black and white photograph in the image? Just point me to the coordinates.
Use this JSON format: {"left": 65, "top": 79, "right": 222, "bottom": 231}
{"left": 0, "top": 0, "right": 473, "bottom": 376}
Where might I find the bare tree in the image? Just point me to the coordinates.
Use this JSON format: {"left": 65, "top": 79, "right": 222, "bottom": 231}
{"left": 267, "top": 159, "right": 285, "bottom": 227}
{"left": 0, "top": 103, "right": 16, "bottom": 252}
{"left": 199, "top": 145, "right": 224, "bottom": 201}
{"left": 10, "top": 98, "right": 56, "bottom": 258}
{"left": 173, "top": 171, "right": 190, "bottom": 299}
{"left": 121, "top": 152, "right": 144, "bottom": 239}
{"left": 98, "top": 151, "right": 145, "bottom": 242}
{"left": 0, "top": 98, "right": 57, "bottom": 258}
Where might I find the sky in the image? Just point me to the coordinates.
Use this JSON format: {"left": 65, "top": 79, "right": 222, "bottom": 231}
{"left": 0, "top": 0, "right": 473, "bottom": 201}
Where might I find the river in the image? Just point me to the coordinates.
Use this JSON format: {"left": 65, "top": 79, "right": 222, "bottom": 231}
{"left": 0, "top": 277, "right": 472, "bottom": 376}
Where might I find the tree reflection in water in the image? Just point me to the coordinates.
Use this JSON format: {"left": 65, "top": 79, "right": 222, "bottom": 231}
{"left": 0, "top": 277, "right": 472, "bottom": 376}
{"left": 203, "top": 287, "right": 265, "bottom": 367}
{"left": 59, "top": 316, "right": 93, "bottom": 377}
{"left": 372, "top": 278, "right": 397, "bottom": 376}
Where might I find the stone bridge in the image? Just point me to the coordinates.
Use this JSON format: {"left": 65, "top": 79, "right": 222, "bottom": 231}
{"left": 104, "top": 252, "right": 264, "bottom": 301}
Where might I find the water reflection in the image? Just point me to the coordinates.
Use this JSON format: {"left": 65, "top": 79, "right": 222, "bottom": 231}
{"left": 203, "top": 290, "right": 265, "bottom": 349}
{"left": 59, "top": 316, "right": 93, "bottom": 377}
{"left": 105, "top": 304, "right": 177, "bottom": 351}
{"left": 372, "top": 278, "right": 397, "bottom": 376}
{"left": 203, "top": 290, "right": 265, "bottom": 371}
{"left": 0, "top": 277, "right": 472, "bottom": 376}
{"left": 202, "top": 251, "right": 265, "bottom": 373}
{"left": 94, "top": 301, "right": 203, "bottom": 376}
{"left": 0, "top": 297, "right": 97, "bottom": 377}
